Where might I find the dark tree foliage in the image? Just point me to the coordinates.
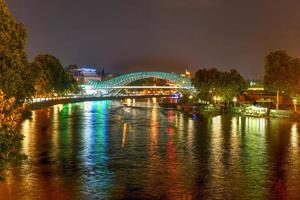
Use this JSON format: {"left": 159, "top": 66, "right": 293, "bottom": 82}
{"left": 0, "top": 0, "right": 34, "bottom": 102}
{"left": 0, "top": 1, "right": 79, "bottom": 179}
{"left": 193, "top": 68, "right": 246, "bottom": 102}
{"left": 0, "top": 0, "right": 34, "bottom": 179}
{"left": 65, "top": 64, "right": 79, "bottom": 71}
{"left": 0, "top": 92, "right": 28, "bottom": 180}
{"left": 264, "top": 50, "right": 300, "bottom": 96}
{"left": 31, "top": 55, "right": 79, "bottom": 95}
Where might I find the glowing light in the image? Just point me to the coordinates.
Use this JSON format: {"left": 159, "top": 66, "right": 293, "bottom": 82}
{"left": 172, "top": 93, "right": 180, "bottom": 99}
{"left": 247, "top": 87, "right": 264, "bottom": 91}
{"left": 150, "top": 109, "right": 158, "bottom": 144}
{"left": 55, "top": 104, "right": 63, "bottom": 112}
{"left": 126, "top": 98, "right": 132, "bottom": 105}
{"left": 152, "top": 97, "right": 157, "bottom": 104}
{"left": 21, "top": 119, "right": 31, "bottom": 154}
{"left": 81, "top": 84, "right": 98, "bottom": 95}
{"left": 84, "top": 101, "right": 93, "bottom": 111}
{"left": 80, "top": 68, "right": 97, "bottom": 73}
{"left": 122, "top": 123, "right": 128, "bottom": 147}
{"left": 291, "top": 123, "right": 298, "bottom": 148}
{"left": 293, "top": 99, "right": 297, "bottom": 112}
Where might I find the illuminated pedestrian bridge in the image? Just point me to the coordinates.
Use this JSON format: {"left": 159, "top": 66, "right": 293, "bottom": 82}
{"left": 87, "top": 71, "right": 193, "bottom": 95}
{"left": 29, "top": 71, "right": 194, "bottom": 104}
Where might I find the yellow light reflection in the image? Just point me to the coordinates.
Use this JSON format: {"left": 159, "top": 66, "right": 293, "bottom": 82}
{"left": 147, "top": 98, "right": 151, "bottom": 106}
{"left": 52, "top": 105, "right": 60, "bottom": 156}
{"left": 287, "top": 123, "right": 300, "bottom": 199}
{"left": 290, "top": 123, "right": 298, "bottom": 148}
{"left": 176, "top": 113, "right": 184, "bottom": 139}
{"left": 245, "top": 117, "right": 266, "bottom": 137}
{"left": 231, "top": 116, "right": 238, "bottom": 135}
{"left": 122, "top": 123, "right": 128, "bottom": 147}
{"left": 229, "top": 117, "right": 240, "bottom": 169}
{"left": 187, "top": 118, "right": 193, "bottom": 147}
{"left": 209, "top": 115, "right": 223, "bottom": 197}
{"left": 126, "top": 98, "right": 132, "bottom": 106}
{"left": 55, "top": 104, "right": 63, "bottom": 112}
{"left": 152, "top": 97, "right": 157, "bottom": 104}
{"left": 150, "top": 109, "right": 158, "bottom": 143}
{"left": 21, "top": 119, "right": 31, "bottom": 155}
{"left": 212, "top": 115, "right": 222, "bottom": 134}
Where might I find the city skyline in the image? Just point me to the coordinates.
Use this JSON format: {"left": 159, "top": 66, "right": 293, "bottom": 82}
{"left": 7, "top": 0, "right": 300, "bottom": 78}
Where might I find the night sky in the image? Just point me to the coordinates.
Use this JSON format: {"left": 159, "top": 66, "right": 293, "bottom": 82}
{"left": 7, "top": 0, "right": 300, "bottom": 78}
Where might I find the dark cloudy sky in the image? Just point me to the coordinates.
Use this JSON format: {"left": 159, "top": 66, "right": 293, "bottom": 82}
{"left": 7, "top": 0, "right": 300, "bottom": 78}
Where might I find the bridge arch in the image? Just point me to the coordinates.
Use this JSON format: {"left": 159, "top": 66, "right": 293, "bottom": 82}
{"left": 88, "top": 71, "right": 193, "bottom": 90}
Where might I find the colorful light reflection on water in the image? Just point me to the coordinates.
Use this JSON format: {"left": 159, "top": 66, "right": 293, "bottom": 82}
{"left": 1, "top": 100, "right": 300, "bottom": 199}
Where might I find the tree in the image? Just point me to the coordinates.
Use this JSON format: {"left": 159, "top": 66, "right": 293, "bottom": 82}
{"left": 0, "top": 0, "right": 34, "bottom": 102}
{"left": 221, "top": 69, "right": 246, "bottom": 102}
{"left": 193, "top": 68, "right": 246, "bottom": 103}
{"left": 65, "top": 64, "right": 79, "bottom": 72}
{"left": 263, "top": 50, "right": 300, "bottom": 109}
{"left": 0, "top": 0, "right": 34, "bottom": 179}
{"left": 193, "top": 68, "right": 219, "bottom": 101}
{"left": 31, "top": 55, "right": 79, "bottom": 96}
{"left": 0, "top": 90, "right": 27, "bottom": 179}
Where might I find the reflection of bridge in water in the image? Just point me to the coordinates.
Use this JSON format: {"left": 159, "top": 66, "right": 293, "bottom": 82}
{"left": 29, "top": 71, "right": 194, "bottom": 107}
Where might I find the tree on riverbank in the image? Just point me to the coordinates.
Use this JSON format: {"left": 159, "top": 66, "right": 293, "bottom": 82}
{"left": 31, "top": 54, "right": 79, "bottom": 96}
{"left": 0, "top": 0, "right": 80, "bottom": 179}
{"left": 192, "top": 68, "right": 246, "bottom": 103}
{"left": 0, "top": 91, "right": 27, "bottom": 179}
{"left": 0, "top": 0, "right": 31, "bottom": 179}
{"left": 0, "top": 0, "right": 34, "bottom": 102}
{"left": 264, "top": 50, "right": 300, "bottom": 108}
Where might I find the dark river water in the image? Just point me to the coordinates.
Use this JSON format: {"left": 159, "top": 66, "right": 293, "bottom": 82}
{"left": 1, "top": 100, "right": 300, "bottom": 199}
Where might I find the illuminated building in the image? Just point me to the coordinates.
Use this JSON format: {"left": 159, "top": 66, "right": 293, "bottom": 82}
{"left": 239, "top": 80, "right": 293, "bottom": 107}
{"left": 181, "top": 68, "right": 191, "bottom": 78}
{"left": 67, "top": 67, "right": 102, "bottom": 84}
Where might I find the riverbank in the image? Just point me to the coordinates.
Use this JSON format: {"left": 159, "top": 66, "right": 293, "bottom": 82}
{"left": 29, "top": 95, "right": 171, "bottom": 110}
{"left": 30, "top": 98, "right": 300, "bottom": 120}
{"left": 159, "top": 102, "right": 300, "bottom": 120}
{"left": 159, "top": 102, "right": 220, "bottom": 118}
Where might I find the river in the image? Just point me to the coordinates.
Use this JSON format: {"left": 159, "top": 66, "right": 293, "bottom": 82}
{"left": 0, "top": 100, "right": 300, "bottom": 199}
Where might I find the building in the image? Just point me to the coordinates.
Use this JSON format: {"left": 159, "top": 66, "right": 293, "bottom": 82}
{"left": 67, "top": 67, "right": 102, "bottom": 84}
{"left": 239, "top": 80, "right": 292, "bottom": 107}
{"left": 181, "top": 68, "right": 191, "bottom": 78}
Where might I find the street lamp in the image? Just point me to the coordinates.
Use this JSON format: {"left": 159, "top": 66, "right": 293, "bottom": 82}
{"left": 293, "top": 99, "right": 297, "bottom": 112}
{"left": 213, "top": 96, "right": 217, "bottom": 104}
{"left": 233, "top": 97, "right": 237, "bottom": 108}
